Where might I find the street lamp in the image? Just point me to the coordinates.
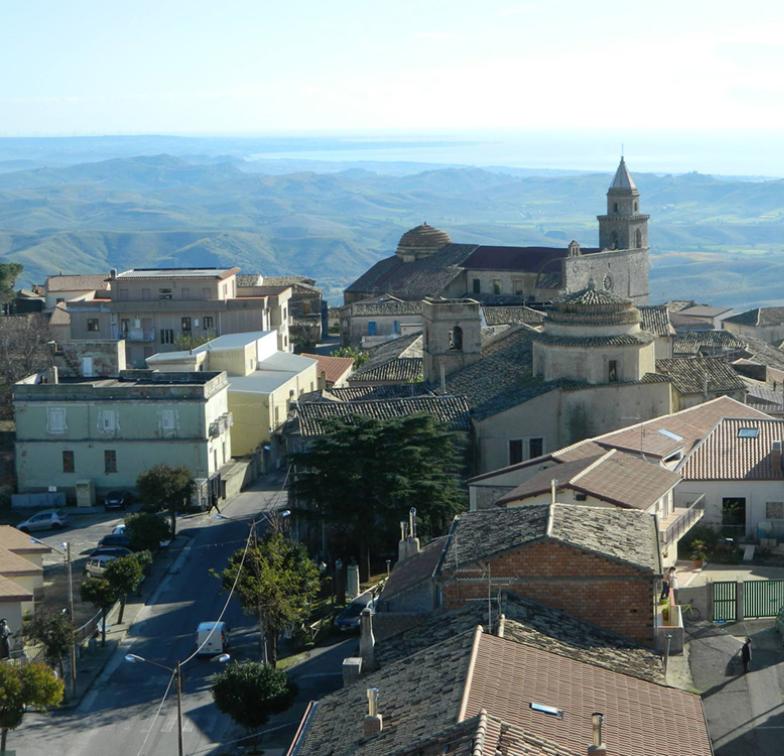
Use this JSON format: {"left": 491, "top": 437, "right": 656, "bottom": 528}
{"left": 124, "top": 652, "right": 230, "bottom": 756}
{"left": 31, "top": 537, "right": 77, "bottom": 697}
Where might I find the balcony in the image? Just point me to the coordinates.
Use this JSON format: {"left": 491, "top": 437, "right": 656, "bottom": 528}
{"left": 659, "top": 493, "right": 705, "bottom": 547}
{"left": 209, "top": 412, "right": 233, "bottom": 439}
{"left": 125, "top": 328, "right": 156, "bottom": 343}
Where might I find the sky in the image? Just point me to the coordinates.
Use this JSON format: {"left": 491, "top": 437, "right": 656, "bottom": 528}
{"left": 2, "top": 0, "right": 784, "bottom": 136}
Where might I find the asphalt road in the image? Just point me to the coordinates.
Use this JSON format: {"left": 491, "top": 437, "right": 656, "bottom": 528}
{"left": 10, "top": 477, "right": 346, "bottom": 756}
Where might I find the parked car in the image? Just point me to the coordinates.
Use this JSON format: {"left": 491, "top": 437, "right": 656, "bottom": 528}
{"left": 104, "top": 491, "right": 131, "bottom": 511}
{"left": 334, "top": 590, "right": 378, "bottom": 632}
{"left": 97, "top": 533, "right": 132, "bottom": 550}
{"left": 17, "top": 510, "right": 69, "bottom": 533}
{"left": 111, "top": 524, "right": 126, "bottom": 535}
{"left": 88, "top": 546, "right": 132, "bottom": 559}
{"left": 85, "top": 554, "right": 117, "bottom": 577}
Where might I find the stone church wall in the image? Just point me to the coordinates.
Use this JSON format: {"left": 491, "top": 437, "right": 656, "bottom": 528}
{"left": 564, "top": 248, "right": 649, "bottom": 304}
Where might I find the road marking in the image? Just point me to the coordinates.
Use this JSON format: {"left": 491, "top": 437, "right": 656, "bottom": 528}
{"left": 160, "top": 713, "right": 195, "bottom": 733}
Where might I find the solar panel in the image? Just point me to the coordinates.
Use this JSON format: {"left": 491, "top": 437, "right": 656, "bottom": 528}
{"left": 658, "top": 428, "right": 684, "bottom": 442}
{"left": 738, "top": 428, "right": 760, "bottom": 439}
{"left": 530, "top": 702, "right": 563, "bottom": 718}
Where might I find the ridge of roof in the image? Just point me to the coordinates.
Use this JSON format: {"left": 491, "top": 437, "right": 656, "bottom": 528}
{"left": 457, "top": 625, "right": 484, "bottom": 723}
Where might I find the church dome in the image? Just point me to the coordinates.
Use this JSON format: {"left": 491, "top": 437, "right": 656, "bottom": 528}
{"left": 396, "top": 223, "right": 451, "bottom": 260}
{"left": 549, "top": 285, "right": 641, "bottom": 328}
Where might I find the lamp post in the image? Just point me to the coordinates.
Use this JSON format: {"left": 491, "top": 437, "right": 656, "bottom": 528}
{"left": 125, "top": 652, "right": 230, "bottom": 756}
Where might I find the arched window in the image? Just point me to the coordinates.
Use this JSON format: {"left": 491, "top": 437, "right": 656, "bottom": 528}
{"left": 634, "top": 201, "right": 639, "bottom": 212}
{"left": 449, "top": 325, "right": 463, "bottom": 351}
{"left": 635, "top": 228, "right": 643, "bottom": 248}
{"left": 613, "top": 202, "right": 618, "bottom": 213}
{"left": 611, "top": 231, "right": 619, "bottom": 249}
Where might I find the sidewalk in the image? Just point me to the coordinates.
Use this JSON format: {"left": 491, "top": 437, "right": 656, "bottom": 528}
{"left": 688, "top": 619, "right": 784, "bottom": 755}
{"left": 61, "top": 532, "right": 192, "bottom": 708}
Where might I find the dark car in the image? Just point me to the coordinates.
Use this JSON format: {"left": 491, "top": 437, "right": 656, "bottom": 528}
{"left": 88, "top": 546, "right": 133, "bottom": 559}
{"left": 97, "top": 533, "right": 132, "bottom": 550}
{"left": 104, "top": 491, "right": 131, "bottom": 511}
{"left": 334, "top": 591, "right": 377, "bottom": 632}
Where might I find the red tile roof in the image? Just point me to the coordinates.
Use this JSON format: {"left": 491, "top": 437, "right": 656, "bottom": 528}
{"left": 300, "top": 353, "right": 354, "bottom": 385}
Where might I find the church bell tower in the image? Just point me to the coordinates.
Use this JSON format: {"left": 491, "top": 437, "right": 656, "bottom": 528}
{"left": 597, "top": 158, "right": 649, "bottom": 252}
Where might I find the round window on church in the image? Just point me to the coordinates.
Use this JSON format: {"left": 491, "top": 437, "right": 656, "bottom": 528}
{"left": 603, "top": 274, "right": 614, "bottom": 291}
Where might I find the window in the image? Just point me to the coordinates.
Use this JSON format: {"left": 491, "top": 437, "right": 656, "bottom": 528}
{"left": 158, "top": 288, "right": 173, "bottom": 300}
{"left": 181, "top": 317, "right": 192, "bottom": 332}
{"left": 368, "top": 321, "right": 377, "bottom": 336}
{"left": 62, "top": 450, "right": 74, "bottom": 473}
{"left": 608, "top": 359, "right": 619, "bottom": 383}
{"left": 613, "top": 202, "right": 619, "bottom": 213}
{"left": 120, "top": 319, "right": 129, "bottom": 337}
{"left": 202, "top": 316, "right": 214, "bottom": 330}
{"left": 492, "top": 279, "right": 501, "bottom": 295}
{"left": 472, "top": 278, "right": 481, "bottom": 294}
{"left": 738, "top": 427, "right": 760, "bottom": 439}
{"left": 98, "top": 410, "right": 118, "bottom": 433}
{"left": 575, "top": 492, "right": 587, "bottom": 502}
{"left": 634, "top": 201, "right": 639, "bottom": 212}
{"left": 181, "top": 287, "right": 190, "bottom": 298}
{"left": 46, "top": 408, "right": 67, "bottom": 434}
{"left": 509, "top": 439, "right": 523, "bottom": 465}
{"left": 530, "top": 702, "right": 563, "bottom": 719}
{"left": 87, "top": 318, "right": 100, "bottom": 332}
{"left": 159, "top": 409, "right": 176, "bottom": 437}
{"left": 392, "top": 320, "right": 401, "bottom": 335}
{"left": 722, "top": 497, "right": 746, "bottom": 529}
{"left": 56, "top": 297, "right": 64, "bottom": 304}
{"left": 160, "top": 329, "right": 175, "bottom": 344}
{"left": 283, "top": 307, "right": 287, "bottom": 321}
{"left": 513, "top": 278, "right": 524, "bottom": 296}
{"left": 766, "top": 502, "right": 784, "bottom": 519}
{"left": 449, "top": 325, "right": 463, "bottom": 351}
{"left": 104, "top": 450, "right": 117, "bottom": 474}
{"left": 201, "top": 287, "right": 210, "bottom": 299}
{"left": 635, "top": 228, "right": 643, "bottom": 248}
{"left": 528, "top": 437, "right": 544, "bottom": 458}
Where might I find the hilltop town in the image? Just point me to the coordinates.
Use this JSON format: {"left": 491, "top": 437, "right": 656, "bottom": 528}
{"left": 1, "top": 157, "right": 784, "bottom": 755}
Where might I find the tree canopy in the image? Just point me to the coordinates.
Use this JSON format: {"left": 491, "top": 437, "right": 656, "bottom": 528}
{"left": 125, "top": 511, "right": 171, "bottom": 552}
{"left": 0, "top": 661, "right": 63, "bottom": 753}
{"left": 105, "top": 553, "right": 147, "bottom": 623}
{"left": 0, "top": 262, "right": 23, "bottom": 307}
{"left": 24, "top": 610, "right": 74, "bottom": 673}
{"left": 136, "top": 464, "right": 195, "bottom": 535}
{"left": 80, "top": 576, "right": 119, "bottom": 645}
{"left": 212, "top": 660, "right": 294, "bottom": 733}
{"left": 292, "top": 413, "right": 466, "bottom": 573}
{"left": 218, "top": 532, "right": 319, "bottom": 666}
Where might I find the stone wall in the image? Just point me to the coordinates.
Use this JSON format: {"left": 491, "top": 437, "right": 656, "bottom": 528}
{"left": 564, "top": 248, "right": 649, "bottom": 304}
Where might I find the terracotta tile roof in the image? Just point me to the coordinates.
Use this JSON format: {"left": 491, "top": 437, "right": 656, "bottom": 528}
{"left": 672, "top": 330, "right": 745, "bottom": 356}
{"left": 236, "top": 273, "right": 263, "bottom": 287}
{"left": 739, "top": 336, "right": 784, "bottom": 372}
{"left": 295, "top": 395, "right": 471, "bottom": 437}
{"left": 654, "top": 358, "right": 746, "bottom": 395}
{"left": 464, "top": 632, "right": 712, "bottom": 756}
{"left": 379, "top": 536, "right": 447, "bottom": 604}
{"left": 678, "top": 305, "right": 733, "bottom": 318}
{"left": 290, "top": 626, "right": 709, "bottom": 756}
{"left": 441, "top": 504, "right": 660, "bottom": 575}
{"left": 300, "top": 354, "right": 354, "bottom": 385}
{"left": 594, "top": 395, "right": 770, "bottom": 460}
{"left": 45, "top": 274, "right": 110, "bottom": 293}
{"left": 328, "top": 384, "right": 430, "bottom": 402}
{"left": 463, "top": 246, "right": 601, "bottom": 273}
{"left": 481, "top": 305, "right": 546, "bottom": 327}
{"left": 725, "top": 306, "right": 784, "bottom": 327}
{"left": 375, "top": 596, "right": 664, "bottom": 683}
{"left": 680, "top": 417, "right": 784, "bottom": 481}
{"left": 349, "top": 334, "right": 423, "bottom": 384}
{"left": 349, "top": 296, "right": 424, "bottom": 317}
{"left": 48, "top": 303, "right": 71, "bottom": 326}
{"left": 0, "top": 574, "right": 33, "bottom": 601}
{"left": 638, "top": 304, "right": 675, "bottom": 337}
{"left": 0, "top": 546, "right": 44, "bottom": 576}
{"left": 497, "top": 450, "right": 681, "bottom": 511}
{"left": 0, "top": 526, "right": 52, "bottom": 555}
{"left": 263, "top": 275, "right": 318, "bottom": 288}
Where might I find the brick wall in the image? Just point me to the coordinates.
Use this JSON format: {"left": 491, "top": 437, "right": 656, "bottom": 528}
{"left": 440, "top": 540, "right": 654, "bottom": 644}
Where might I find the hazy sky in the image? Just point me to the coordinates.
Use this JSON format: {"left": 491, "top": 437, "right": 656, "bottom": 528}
{"left": 2, "top": 0, "right": 783, "bottom": 135}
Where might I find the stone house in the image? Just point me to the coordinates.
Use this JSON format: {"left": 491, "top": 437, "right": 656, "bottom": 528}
{"left": 654, "top": 357, "right": 747, "bottom": 410}
{"left": 299, "top": 353, "right": 354, "bottom": 390}
{"left": 340, "top": 294, "right": 423, "bottom": 348}
{"left": 724, "top": 306, "right": 784, "bottom": 346}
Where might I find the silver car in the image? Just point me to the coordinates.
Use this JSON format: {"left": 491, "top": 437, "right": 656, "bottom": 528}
{"left": 17, "top": 510, "right": 69, "bottom": 533}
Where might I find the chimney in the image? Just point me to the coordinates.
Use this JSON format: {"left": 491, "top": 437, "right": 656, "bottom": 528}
{"left": 47, "top": 366, "right": 59, "bottom": 385}
{"left": 587, "top": 712, "right": 607, "bottom": 756}
{"left": 363, "top": 688, "right": 383, "bottom": 737}
{"left": 440, "top": 363, "right": 446, "bottom": 393}
{"left": 773, "top": 440, "right": 783, "bottom": 473}
{"left": 342, "top": 657, "right": 362, "bottom": 687}
{"left": 550, "top": 479, "right": 558, "bottom": 506}
{"left": 109, "top": 268, "right": 117, "bottom": 280}
{"left": 397, "top": 520, "right": 409, "bottom": 562}
{"left": 359, "top": 608, "right": 376, "bottom": 672}
{"left": 406, "top": 507, "right": 421, "bottom": 557}
{"left": 497, "top": 613, "right": 506, "bottom": 638}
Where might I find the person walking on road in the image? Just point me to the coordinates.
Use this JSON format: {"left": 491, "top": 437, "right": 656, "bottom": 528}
{"left": 668, "top": 567, "right": 679, "bottom": 604}
{"left": 660, "top": 567, "right": 673, "bottom": 601}
{"left": 741, "top": 637, "right": 752, "bottom": 674}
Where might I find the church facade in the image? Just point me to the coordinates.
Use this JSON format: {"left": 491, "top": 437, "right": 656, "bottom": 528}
{"left": 344, "top": 158, "right": 650, "bottom": 309}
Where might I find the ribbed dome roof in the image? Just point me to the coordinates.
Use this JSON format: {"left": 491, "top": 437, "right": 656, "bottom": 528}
{"left": 548, "top": 285, "right": 640, "bottom": 327}
{"left": 560, "top": 286, "right": 630, "bottom": 307}
{"left": 396, "top": 223, "right": 451, "bottom": 256}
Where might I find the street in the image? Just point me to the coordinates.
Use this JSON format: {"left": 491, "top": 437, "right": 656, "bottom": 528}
{"left": 9, "top": 478, "right": 348, "bottom": 756}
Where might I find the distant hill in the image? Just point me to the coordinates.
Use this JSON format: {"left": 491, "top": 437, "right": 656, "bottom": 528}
{"left": 1, "top": 153, "right": 784, "bottom": 307}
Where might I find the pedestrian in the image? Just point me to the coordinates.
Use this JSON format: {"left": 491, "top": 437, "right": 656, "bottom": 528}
{"left": 669, "top": 567, "right": 679, "bottom": 604}
{"left": 741, "top": 637, "right": 752, "bottom": 674}
{"left": 660, "top": 567, "right": 672, "bottom": 601}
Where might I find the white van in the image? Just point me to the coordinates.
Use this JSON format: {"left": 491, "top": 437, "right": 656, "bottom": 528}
{"left": 195, "top": 621, "right": 229, "bottom": 657}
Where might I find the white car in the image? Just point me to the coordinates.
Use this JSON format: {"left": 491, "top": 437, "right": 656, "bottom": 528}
{"left": 85, "top": 554, "right": 117, "bottom": 577}
{"left": 17, "top": 510, "right": 69, "bottom": 533}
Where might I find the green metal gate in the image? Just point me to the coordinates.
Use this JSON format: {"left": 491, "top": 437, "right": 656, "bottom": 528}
{"left": 712, "top": 581, "right": 737, "bottom": 621}
{"left": 744, "top": 580, "right": 784, "bottom": 619}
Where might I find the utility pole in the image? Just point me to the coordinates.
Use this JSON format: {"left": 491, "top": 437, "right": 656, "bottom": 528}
{"left": 65, "top": 542, "right": 77, "bottom": 697}
{"left": 175, "top": 661, "right": 184, "bottom": 756}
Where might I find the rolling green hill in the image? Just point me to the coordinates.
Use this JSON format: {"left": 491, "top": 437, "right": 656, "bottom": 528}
{"left": 1, "top": 154, "right": 784, "bottom": 307}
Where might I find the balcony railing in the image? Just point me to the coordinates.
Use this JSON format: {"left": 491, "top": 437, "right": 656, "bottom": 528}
{"left": 125, "top": 328, "right": 156, "bottom": 343}
{"left": 660, "top": 494, "right": 705, "bottom": 546}
{"left": 209, "top": 412, "right": 233, "bottom": 439}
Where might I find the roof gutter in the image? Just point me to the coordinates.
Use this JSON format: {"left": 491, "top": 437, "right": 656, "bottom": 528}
{"left": 286, "top": 700, "right": 318, "bottom": 756}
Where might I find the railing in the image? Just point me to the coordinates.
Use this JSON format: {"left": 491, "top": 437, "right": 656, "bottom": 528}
{"left": 661, "top": 494, "right": 705, "bottom": 546}
{"left": 125, "top": 328, "right": 156, "bottom": 342}
{"left": 208, "top": 412, "right": 233, "bottom": 439}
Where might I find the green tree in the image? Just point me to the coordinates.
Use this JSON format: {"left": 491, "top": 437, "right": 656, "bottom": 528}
{"left": 0, "top": 262, "right": 23, "bottom": 311}
{"left": 136, "top": 464, "right": 195, "bottom": 537}
{"left": 212, "top": 660, "right": 294, "bottom": 740}
{"left": 124, "top": 511, "right": 171, "bottom": 552}
{"left": 80, "top": 576, "right": 119, "bottom": 646}
{"left": 24, "top": 610, "right": 74, "bottom": 677}
{"left": 174, "top": 332, "right": 212, "bottom": 351}
{"left": 0, "top": 661, "right": 63, "bottom": 753}
{"left": 292, "top": 414, "right": 465, "bottom": 577}
{"left": 105, "top": 554, "right": 146, "bottom": 623}
{"left": 218, "top": 532, "right": 319, "bottom": 666}
{"left": 332, "top": 346, "right": 368, "bottom": 369}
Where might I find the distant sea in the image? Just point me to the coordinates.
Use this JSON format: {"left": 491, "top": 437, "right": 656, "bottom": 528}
{"left": 246, "top": 130, "right": 784, "bottom": 179}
